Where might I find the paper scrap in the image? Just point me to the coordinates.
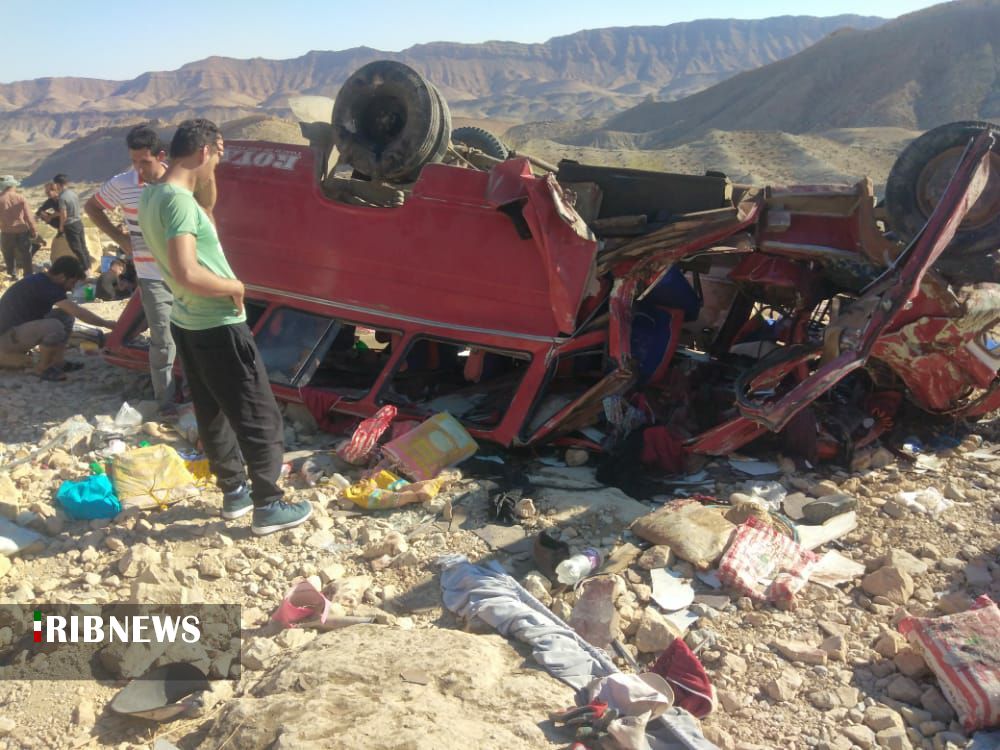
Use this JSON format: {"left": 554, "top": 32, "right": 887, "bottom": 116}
{"left": 650, "top": 568, "right": 695, "bottom": 611}
{"left": 810, "top": 550, "right": 866, "bottom": 588}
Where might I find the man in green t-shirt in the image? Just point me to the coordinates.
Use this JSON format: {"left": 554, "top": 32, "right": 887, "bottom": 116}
{"left": 139, "top": 118, "right": 310, "bottom": 536}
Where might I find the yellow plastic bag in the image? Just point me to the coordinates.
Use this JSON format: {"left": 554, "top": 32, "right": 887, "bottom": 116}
{"left": 110, "top": 444, "right": 197, "bottom": 509}
{"left": 184, "top": 458, "right": 214, "bottom": 486}
{"left": 344, "top": 471, "right": 448, "bottom": 511}
{"left": 382, "top": 412, "right": 478, "bottom": 480}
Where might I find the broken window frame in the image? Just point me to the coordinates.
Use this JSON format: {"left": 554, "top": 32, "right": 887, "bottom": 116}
{"left": 376, "top": 335, "right": 533, "bottom": 429}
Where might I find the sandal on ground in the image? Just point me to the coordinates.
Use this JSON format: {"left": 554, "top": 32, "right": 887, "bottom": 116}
{"left": 38, "top": 366, "right": 67, "bottom": 382}
{"left": 61, "top": 361, "right": 85, "bottom": 372}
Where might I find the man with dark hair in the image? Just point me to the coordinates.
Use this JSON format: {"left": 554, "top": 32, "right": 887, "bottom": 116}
{"left": 139, "top": 118, "right": 310, "bottom": 535}
{"left": 96, "top": 257, "right": 131, "bottom": 301}
{"left": 0, "top": 256, "right": 116, "bottom": 380}
{"left": 0, "top": 175, "right": 38, "bottom": 279}
{"left": 86, "top": 124, "right": 179, "bottom": 413}
{"left": 53, "top": 174, "right": 93, "bottom": 271}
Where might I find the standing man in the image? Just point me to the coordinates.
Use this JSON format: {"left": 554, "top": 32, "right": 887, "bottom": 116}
{"left": 139, "top": 118, "right": 310, "bottom": 535}
{"left": 0, "top": 175, "right": 39, "bottom": 279}
{"left": 53, "top": 174, "right": 93, "bottom": 271}
{"left": 85, "top": 125, "right": 177, "bottom": 413}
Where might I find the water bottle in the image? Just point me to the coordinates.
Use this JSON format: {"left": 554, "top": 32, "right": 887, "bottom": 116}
{"left": 329, "top": 473, "right": 351, "bottom": 492}
{"left": 555, "top": 547, "right": 602, "bottom": 585}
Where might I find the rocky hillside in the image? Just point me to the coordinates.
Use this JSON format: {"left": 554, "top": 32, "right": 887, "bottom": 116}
{"left": 568, "top": 0, "right": 1000, "bottom": 147}
{"left": 0, "top": 15, "right": 882, "bottom": 150}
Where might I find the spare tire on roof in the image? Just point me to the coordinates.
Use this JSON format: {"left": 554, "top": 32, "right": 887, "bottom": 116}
{"left": 332, "top": 60, "right": 451, "bottom": 182}
{"left": 452, "top": 126, "right": 509, "bottom": 160}
{"left": 884, "top": 120, "right": 1000, "bottom": 256}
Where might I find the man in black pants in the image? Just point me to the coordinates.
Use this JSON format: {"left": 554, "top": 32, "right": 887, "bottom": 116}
{"left": 53, "top": 174, "right": 93, "bottom": 271}
{"left": 138, "top": 119, "right": 311, "bottom": 536}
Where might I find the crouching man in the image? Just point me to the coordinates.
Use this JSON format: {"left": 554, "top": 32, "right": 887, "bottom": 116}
{"left": 0, "top": 256, "right": 117, "bottom": 380}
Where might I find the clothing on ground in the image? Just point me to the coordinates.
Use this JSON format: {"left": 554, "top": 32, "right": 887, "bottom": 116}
{"left": 96, "top": 167, "right": 164, "bottom": 281}
{"left": 139, "top": 183, "right": 244, "bottom": 331}
{"left": 438, "top": 556, "right": 717, "bottom": 750}
{"left": 171, "top": 321, "right": 284, "bottom": 508}
{"left": 0, "top": 273, "right": 69, "bottom": 335}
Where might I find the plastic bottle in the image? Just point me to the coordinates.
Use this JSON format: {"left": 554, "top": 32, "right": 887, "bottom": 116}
{"left": 329, "top": 473, "right": 351, "bottom": 492}
{"left": 555, "top": 547, "right": 603, "bottom": 585}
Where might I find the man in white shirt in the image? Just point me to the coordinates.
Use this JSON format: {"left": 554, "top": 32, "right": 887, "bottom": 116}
{"left": 85, "top": 125, "right": 177, "bottom": 412}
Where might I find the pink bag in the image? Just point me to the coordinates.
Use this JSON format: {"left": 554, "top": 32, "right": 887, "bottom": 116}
{"left": 898, "top": 595, "right": 1000, "bottom": 732}
{"left": 271, "top": 579, "right": 331, "bottom": 628}
{"left": 717, "top": 516, "right": 819, "bottom": 604}
{"left": 338, "top": 405, "right": 397, "bottom": 464}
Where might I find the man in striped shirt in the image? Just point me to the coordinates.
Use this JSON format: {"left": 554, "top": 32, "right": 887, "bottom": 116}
{"left": 85, "top": 125, "right": 177, "bottom": 412}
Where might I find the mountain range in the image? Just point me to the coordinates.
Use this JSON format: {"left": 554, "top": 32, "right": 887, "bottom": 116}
{"left": 554, "top": 0, "right": 1000, "bottom": 148}
{"left": 0, "top": 14, "right": 882, "bottom": 156}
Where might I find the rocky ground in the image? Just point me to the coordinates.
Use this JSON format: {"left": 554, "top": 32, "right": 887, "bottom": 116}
{"left": 0, "top": 283, "right": 997, "bottom": 750}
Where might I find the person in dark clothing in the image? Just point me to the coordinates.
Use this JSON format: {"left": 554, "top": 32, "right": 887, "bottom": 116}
{"left": 35, "top": 182, "right": 61, "bottom": 230}
{"left": 53, "top": 174, "right": 93, "bottom": 271}
{"left": 0, "top": 256, "right": 116, "bottom": 379}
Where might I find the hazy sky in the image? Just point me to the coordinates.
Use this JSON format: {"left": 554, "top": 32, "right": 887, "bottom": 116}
{"left": 5, "top": 0, "right": 941, "bottom": 83}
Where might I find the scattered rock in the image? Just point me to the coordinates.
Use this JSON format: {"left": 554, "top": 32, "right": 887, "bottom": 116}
{"left": 72, "top": 700, "right": 95, "bottom": 727}
{"left": 875, "top": 727, "right": 913, "bottom": 750}
{"left": 919, "top": 686, "right": 956, "bottom": 722}
{"left": 637, "top": 546, "right": 673, "bottom": 570}
{"left": 808, "top": 689, "right": 839, "bottom": 711}
{"left": 842, "top": 724, "right": 877, "bottom": 749}
{"left": 521, "top": 572, "right": 552, "bottom": 605}
{"left": 893, "top": 648, "right": 929, "bottom": 678}
{"left": 864, "top": 706, "right": 905, "bottom": 732}
{"left": 717, "top": 690, "right": 746, "bottom": 713}
{"left": 318, "top": 561, "right": 346, "bottom": 585}
{"left": 936, "top": 591, "right": 973, "bottom": 615}
{"left": 721, "top": 653, "right": 748, "bottom": 673}
{"left": 885, "top": 675, "right": 923, "bottom": 705}
{"left": 764, "top": 670, "right": 803, "bottom": 702}
{"left": 243, "top": 638, "right": 282, "bottom": 671}
{"left": 773, "top": 639, "right": 828, "bottom": 666}
{"left": 821, "top": 635, "right": 847, "bottom": 662}
{"left": 703, "top": 726, "right": 736, "bottom": 750}
{"left": 869, "top": 550, "right": 928, "bottom": 578}
{"left": 862, "top": 567, "right": 915, "bottom": 605}
{"left": 117, "top": 543, "right": 162, "bottom": 577}
{"left": 964, "top": 561, "right": 992, "bottom": 589}
{"left": 633, "top": 608, "right": 681, "bottom": 653}
{"left": 875, "top": 631, "right": 907, "bottom": 658}
{"left": 362, "top": 531, "right": 408, "bottom": 560}
{"left": 198, "top": 556, "right": 226, "bottom": 579}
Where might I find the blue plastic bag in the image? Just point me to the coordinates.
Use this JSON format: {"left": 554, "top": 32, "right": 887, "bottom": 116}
{"left": 56, "top": 474, "right": 122, "bottom": 520}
